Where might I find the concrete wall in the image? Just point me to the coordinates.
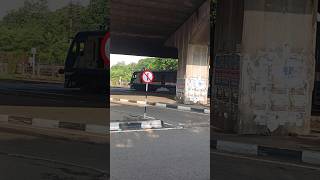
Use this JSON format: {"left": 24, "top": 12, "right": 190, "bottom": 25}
{"left": 213, "top": 0, "right": 318, "bottom": 135}
{"left": 166, "top": 0, "right": 210, "bottom": 104}
{"left": 211, "top": 0, "right": 244, "bottom": 132}
{"left": 239, "top": 0, "right": 318, "bottom": 135}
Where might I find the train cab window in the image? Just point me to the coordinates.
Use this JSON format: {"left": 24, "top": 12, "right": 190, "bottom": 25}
{"left": 79, "top": 42, "right": 85, "bottom": 56}
{"left": 71, "top": 43, "right": 77, "bottom": 54}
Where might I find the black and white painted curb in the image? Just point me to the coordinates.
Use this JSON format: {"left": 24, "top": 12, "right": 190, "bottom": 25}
{"left": 110, "top": 98, "right": 210, "bottom": 114}
{"left": 110, "top": 120, "right": 163, "bottom": 131}
{"left": 0, "top": 114, "right": 108, "bottom": 135}
{"left": 211, "top": 140, "right": 320, "bottom": 166}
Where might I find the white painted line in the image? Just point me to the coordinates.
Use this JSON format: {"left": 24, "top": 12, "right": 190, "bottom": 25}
{"left": 141, "top": 120, "right": 162, "bottom": 129}
{"left": 217, "top": 140, "right": 258, "bottom": 156}
{"left": 110, "top": 127, "right": 184, "bottom": 133}
{"left": 0, "top": 115, "right": 9, "bottom": 122}
{"left": 110, "top": 122, "right": 120, "bottom": 131}
{"left": 178, "top": 106, "right": 191, "bottom": 111}
{"left": 204, "top": 109, "right": 210, "bottom": 114}
{"left": 32, "top": 118, "right": 59, "bottom": 128}
{"left": 212, "top": 151, "right": 320, "bottom": 171}
{"left": 137, "top": 101, "right": 146, "bottom": 105}
{"left": 86, "top": 124, "right": 108, "bottom": 134}
{"left": 302, "top": 150, "right": 320, "bottom": 165}
{"left": 155, "top": 103, "right": 166, "bottom": 108}
{"left": 120, "top": 99, "right": 129, "bottom": 102}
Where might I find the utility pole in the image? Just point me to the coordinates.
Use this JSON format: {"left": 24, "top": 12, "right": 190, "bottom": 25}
{"left": 31, "top": 48, "right": 37, "bottom": 77}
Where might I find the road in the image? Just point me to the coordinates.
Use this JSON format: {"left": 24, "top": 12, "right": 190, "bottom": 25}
{"left": 211, "top": 150, "right": 320, "bottom": 180}
{"left": 110, "top": 102, "right": 210, "bottom": 180}
{"left": 0, "top": 79, "right": 107, "bottom": 107}
{"left": 0, "top": 79, "right": 108, "bottom": 125}
{"left": 0, "top": 131, "right": 109, "bottom": 179}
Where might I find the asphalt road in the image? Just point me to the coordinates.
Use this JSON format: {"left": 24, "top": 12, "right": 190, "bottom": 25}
{"left": 211, "top": 150, "right": 320, "bottom": 180}
{"left": 0, "top": 79, "right": 107, "bottom": 108}
{"left": 0, "top": 131, "right": 109, "bottom": 180}
{"left": 0, "top": 79, "right": 108, "bottom": 125}
{"left": 110, "top": 102, "right": 210, "bottom": 180}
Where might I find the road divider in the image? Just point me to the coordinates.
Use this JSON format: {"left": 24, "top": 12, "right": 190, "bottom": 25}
{"left": 211, "top": 139, "right": 320, "bottom": 166}
{"left": 110, "top": 120, "right": 163, "bottom": 132}
{"left": 0, "top": 114, "right": 108, "bottom": 135}
{"left": 110, "top": 97, "right": 210, "bottom": 114}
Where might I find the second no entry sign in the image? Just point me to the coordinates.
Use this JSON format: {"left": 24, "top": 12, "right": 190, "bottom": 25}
{"left": 100, "top": 31, "right": 110, "bottom": 66}
{"left": 141, "top": 70, "right": 154, "bottom": 83}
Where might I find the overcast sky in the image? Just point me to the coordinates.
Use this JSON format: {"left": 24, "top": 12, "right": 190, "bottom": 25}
{"left": 0, "top": 0, "right": 89, "bottom": 18}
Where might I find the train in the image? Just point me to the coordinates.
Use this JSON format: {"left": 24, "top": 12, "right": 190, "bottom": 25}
{"left": 130, "top": 70, "right": 212, "bottom": 97}
{"left": 60, "top": 31, "right": 109, "bottom": 93}
{"left": 129, "top": 70, "right": 177, "bottom": 93}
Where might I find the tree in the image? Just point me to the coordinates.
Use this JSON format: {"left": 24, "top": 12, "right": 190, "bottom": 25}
{"left": 134, "top": 58, "right": 178, "bottom": 71}
{"left": 110, "top": 58, "right": 178, "bottom": 86}
{"left": 0, "top": 0, "right": 110, "bottom": 65}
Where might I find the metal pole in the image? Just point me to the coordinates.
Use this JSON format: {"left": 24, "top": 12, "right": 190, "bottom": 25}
{"left": 144, "top": 83, "right": 148, "bottom": 119}
{"left": 32, "top": 54, "right": 36, "bottom": 76}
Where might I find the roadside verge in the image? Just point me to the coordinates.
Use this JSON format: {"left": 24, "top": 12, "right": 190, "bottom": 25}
{"left": 211, "top": 138, "right": 320, "bottom": 166}
{"left": 0, "top": 114, "right": 108, "bottom": 144}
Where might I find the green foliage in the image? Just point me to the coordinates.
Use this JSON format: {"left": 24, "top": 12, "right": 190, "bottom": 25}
{"left": 111, "top": 58, "right": 178, "bottom": 86}
{"left": 133, "top": 58, "right": 178, "bottom": 71}
{"left": 0, "top": 0, "right": 109, "bottom": 65}
{"left": 110, "top": 62, "right": 134, "bottom": 85}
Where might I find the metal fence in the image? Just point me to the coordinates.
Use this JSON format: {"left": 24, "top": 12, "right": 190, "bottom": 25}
{"left": 0, "top": 63, "right": 64, "bottom": 82}
{"left": 0, "top": 63, "right": 8, "bottom": 74}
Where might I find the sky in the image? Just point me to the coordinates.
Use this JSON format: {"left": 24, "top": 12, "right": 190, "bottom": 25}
{"left": 110, "top": 54, "right": 148, "bottom": 67}
{"left": 0, "top": 0, "right": 89, "bottom": 19}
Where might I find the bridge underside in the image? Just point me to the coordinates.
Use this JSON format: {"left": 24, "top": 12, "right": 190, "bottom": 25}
{"left": 110, "top": 0, "right": 206, "bottom": 58}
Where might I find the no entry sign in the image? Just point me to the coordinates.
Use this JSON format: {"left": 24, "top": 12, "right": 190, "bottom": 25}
{"left": 141, "top": 70, "right": 154, "bottom": 84}
{"left": 141, "top": 69, "right": 154, "bottom": 119}
{"left": 100, "top": 31, "right": 110, "bottom": 66}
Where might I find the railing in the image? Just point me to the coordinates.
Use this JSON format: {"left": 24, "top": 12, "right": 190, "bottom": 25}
{"left": 0, "top": 63, "right": 64, "bottom": 82}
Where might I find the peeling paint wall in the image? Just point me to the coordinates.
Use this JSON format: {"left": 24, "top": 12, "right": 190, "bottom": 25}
{"left": 238, "top": 0, "right": 318, "bottom": 134}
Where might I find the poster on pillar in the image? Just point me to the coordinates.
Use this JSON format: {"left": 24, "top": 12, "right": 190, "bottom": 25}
{"left": 185, "top": 78, "right": 208, "bottom": 104}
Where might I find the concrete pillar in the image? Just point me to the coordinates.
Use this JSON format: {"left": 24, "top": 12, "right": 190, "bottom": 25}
{"left": 166, "top": 0, "right": 210, "bottom": 105}
{"left": 212, "top": 0, "right": 318, "bottom": 135}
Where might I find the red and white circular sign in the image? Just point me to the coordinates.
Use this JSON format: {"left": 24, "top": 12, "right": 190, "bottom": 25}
{"left": 141, "top": 70, "right": 154, "bottom": 83}
{"left": 100, "top": 31, "right": 110, "bottom": 66}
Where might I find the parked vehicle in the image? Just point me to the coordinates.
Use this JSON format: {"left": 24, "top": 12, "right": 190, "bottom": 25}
{"left": 60, "top": 31, "right": 109, "bottom": 93}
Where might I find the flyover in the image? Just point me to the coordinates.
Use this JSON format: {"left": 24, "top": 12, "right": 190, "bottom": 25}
{"left": 110, "top": 0, "right": 211, "bottom": 105}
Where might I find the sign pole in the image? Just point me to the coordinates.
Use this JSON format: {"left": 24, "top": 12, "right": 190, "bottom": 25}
{"left": 141, "top": 69, "right": 154, "bottom": 119}
{"left": 144, "top": 83, "right": 148, "bottom": 119}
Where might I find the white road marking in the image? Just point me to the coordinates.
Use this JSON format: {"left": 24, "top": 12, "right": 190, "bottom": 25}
{"left": 211, "top": 151, "right": 320, "bottom": 170}
{"left": 110, "top": 127, "right": 184, "bottom": 133}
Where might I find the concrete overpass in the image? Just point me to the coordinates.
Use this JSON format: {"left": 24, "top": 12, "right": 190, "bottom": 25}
{"left": 111, "top": 0, "right": 320, "bottom": 135}
{"left": 110, "top": 0, "right": 211, "bottom": 105}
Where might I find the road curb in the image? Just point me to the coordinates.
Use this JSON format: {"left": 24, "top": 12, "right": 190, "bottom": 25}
{"left": 110, "top": 98, "right": 210, "bottom": 114}
{"left": 211, "top": 139, "right": 320, "bottom": 166}
{"left": 110, "top": 120, "right": 163, "bottom": 131}
{"left": 0, "top": 114, "right": 108, "bottom": 135}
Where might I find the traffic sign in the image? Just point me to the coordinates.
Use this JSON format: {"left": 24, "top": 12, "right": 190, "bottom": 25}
{"left": 100, "top": 31, "right": 110, "bottom": 66}
{"left": 141, "top": 70, "right": 154, "bottom": 84}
